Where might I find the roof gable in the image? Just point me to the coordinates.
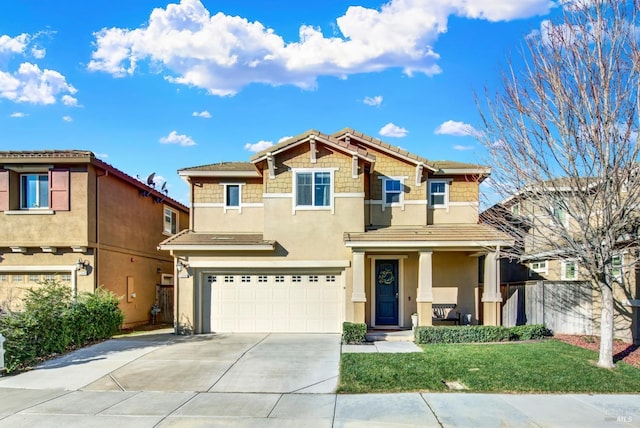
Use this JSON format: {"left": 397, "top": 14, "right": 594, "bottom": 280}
{"left": 250, "top": 129, "right": 375, "bottom": 164}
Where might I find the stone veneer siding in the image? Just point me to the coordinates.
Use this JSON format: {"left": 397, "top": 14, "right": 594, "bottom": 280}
{"left": 193, "top": 178, "right": 263, "bottom": 204}
{"left": 449, "top": 177, "right": 479, "bottom": 203}
{"left": 366, "top": 148, "right": 425, "bottom": 201}
{"left": 265, "top": 143, "right": 363, "bottom": 194}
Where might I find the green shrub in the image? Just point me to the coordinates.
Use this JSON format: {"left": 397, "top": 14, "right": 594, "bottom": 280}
{"left": 415, "top": 325, "right": 511, "bottom": 344}
{"left": 0, "top": 313, "right": 38, "bottom": 373}
{"left": 508, "top": 324, "right": 551, "bottom": 340}
{"left": 415, "top": 324, "right": 552, "bottom": 344}
{"left": 0, "top": 281, "right": 124, "bottom": 373}
{"left": 342, "top": 322, "right": 367, "bottom": 344}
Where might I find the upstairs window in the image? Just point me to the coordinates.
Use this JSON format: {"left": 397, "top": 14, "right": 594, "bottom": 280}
{"left": 562, "top": 261, "right": 578, "bottom": 280}
{"left": 511, "top": 203, "right": 520, "bottom": 216}
{"left": 164, "top": 207, "right": 178, "bottom": 235}
{"left": 21, "top": 174, "right": 49, "bottom": 209}
{"left": 529, "top": 260, "right": 548, "bottom": 276}
{"left": 552, "top": 200, "right": 568, "bottom": 226}
{"left": 611, "top": 255, "right": 622, "bottom": 279}
{"left": 295, "top": 171, "right": 331, "bottom": 207}
{"left": 225, "top": 184, "right": 240, "bottom": 207}
{"left": 428, "top": 180, "right": 448, "bottom": 208}
{"left": 384, "top": 179, "right": 402, "bottom": 205}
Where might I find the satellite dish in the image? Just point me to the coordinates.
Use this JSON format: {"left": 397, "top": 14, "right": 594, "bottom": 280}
{"left": 161, "top": 181, "right": 167, "bottom": 192}
{"left": 146, "top": 173, "right": 156, "bottom": 187}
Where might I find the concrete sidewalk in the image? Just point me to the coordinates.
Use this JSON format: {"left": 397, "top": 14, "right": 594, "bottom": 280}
{"left": 0, "top": 332, "right": 638, "bottom": 427}
{"left": 0, "top": 388, "right": 638, "bottom": 427}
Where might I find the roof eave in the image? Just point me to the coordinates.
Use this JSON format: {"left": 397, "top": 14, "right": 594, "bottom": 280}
{"left": 178, "top": 170, "right": 261, "bottom": 178}
{"left": 158, "top": 243, "right": 275, "bottom": 251}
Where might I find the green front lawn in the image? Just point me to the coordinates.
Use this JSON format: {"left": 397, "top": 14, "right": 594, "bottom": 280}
{"left": 338, "top": 340, "right": 640, "bottom": 394}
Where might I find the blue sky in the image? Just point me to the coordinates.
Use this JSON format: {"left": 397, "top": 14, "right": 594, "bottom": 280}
{"left": 0, "top": 0, "right": 558, "bottom": 204}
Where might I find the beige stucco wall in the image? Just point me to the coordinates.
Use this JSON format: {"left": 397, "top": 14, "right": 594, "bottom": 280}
{"left": 96, "top": 172, "right": 186, "bottom": 326}
{"left": 263, "top": 197, "right": 363, "bottom": 260}
{"left": 0, "top": 167, "right": 89, "bottom": 246}
{"left": 432, "top": 252, "right": 479, "bottom": 323}
{"left": 429, "top": 205, "right": 479, "bottom": 224}
{"left": 97, "top": 248, "right": 174, "bottom": 327}
{"left": 367, "top": 203, "right": 428, "bottom": 226}
{"left": 193, "top": 206, "right": 264, "bottom": 233}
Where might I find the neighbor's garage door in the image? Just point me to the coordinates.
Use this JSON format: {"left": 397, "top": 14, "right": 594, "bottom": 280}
{"left": 207, "top": 273, "right": 342, "bottom": 333}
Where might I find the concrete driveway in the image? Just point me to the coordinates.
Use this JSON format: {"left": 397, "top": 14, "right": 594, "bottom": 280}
{"left": 0, "top": 330, "right": 341, "bottom": 393}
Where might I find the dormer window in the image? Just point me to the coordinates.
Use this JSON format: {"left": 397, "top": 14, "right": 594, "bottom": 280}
{"left": 21, "top": 174, "right": 49, "bottom": 209}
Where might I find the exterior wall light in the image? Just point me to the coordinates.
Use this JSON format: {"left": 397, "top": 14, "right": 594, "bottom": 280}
{"left": 76, "top": 258, "right": 90, "bottom": 275}
{"left": 176, "top": 260, "right": 190, "bottom": 278}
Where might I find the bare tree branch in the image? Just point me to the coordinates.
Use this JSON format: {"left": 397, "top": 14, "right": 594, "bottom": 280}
{"left": 478, "top": 0, "right": 640, "bottom": 368}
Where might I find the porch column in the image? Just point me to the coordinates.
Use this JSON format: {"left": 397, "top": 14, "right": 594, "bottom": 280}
{"left": 416, "top": 250, "right": 434, "bottom": 326}
{"left": 482, "top": 250, "right": 502, "bottom": 326}
{"left": 351, "top": 249, "right": 366, "bottom": 324}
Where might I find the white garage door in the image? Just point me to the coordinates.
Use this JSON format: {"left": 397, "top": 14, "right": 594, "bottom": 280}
{"left": 207, "top": 273, "right": 342, "bottom": 333}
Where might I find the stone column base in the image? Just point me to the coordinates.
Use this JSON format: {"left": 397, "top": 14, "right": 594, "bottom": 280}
{"left": 417, "top": 301, "right": 433, "bottom": 326}
{"left": 482, "top": 301, "right": 501, "bottom": 326}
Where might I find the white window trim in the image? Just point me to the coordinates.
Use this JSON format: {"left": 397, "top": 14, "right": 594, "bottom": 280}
{"left": 221, "top": 182, "right": 245, "bottom": 213}
{"left": 428, "top": 179, "right": 451, "bottom": 209}
{"left": 611, "top": 254, "right": 623, "bottom": 279}
{"left": 550, "top": 201, "right": 569, "bottom": 227}
{"left": 163, "top": 206, "right": 178, "bottom": 236}
{"left": 379, "top": 176, "right": 407, "bottom": 211}
{"left": 292, "top": 168, "right": 337, "bottom": 214}
{"left": 529, "top": 260, "right": 548, "bottom": 276}
{"left": 20, "top": 173, "right": 49, "bottom": 210}
{"left": 561, "top": 260, "right": 578, "bottom": 281}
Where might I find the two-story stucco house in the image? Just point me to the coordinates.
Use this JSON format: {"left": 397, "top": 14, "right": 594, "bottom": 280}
{"left": 0, "top": 150, "right": 189, "bottom": 327}
{"left": 160, "top": 129, "right": 512, "bottom": 334}
{"left": 481, "top": 184, "right": 640, "bottom": 344}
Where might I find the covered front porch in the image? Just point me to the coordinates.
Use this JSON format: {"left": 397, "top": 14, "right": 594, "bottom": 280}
{"left": 344, "top": 225, "right": 513, "bottom": 328}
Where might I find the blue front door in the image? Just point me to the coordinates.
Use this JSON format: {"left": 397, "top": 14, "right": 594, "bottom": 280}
{"left": 375, "top": 260, "right": 399, "bottom": 325}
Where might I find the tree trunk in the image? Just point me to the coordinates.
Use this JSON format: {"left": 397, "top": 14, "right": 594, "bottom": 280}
{"left": 597, "top": 284, "right": 615, "bottom": 369}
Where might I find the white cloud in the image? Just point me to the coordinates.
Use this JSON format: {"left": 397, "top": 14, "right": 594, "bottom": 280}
{"left": 453, "top": 144, "right": 474, "bottom": 151}
{"left": 9, "top": 112, "right": 27, "bottom": 118}
{"left": 31, "top": 47, "right": 46, "bottom": 59}
{"left": 379, "top": 123, "right": 408, "bottom": 138}
{"left": 95, "top": 153, "right": 109, "bottom": 159}
{"left": 278, "top": 136, "right": 292, "bottom": 143}
{"left": 0, "top": 34, "right": 29, "bottom": 55}
{"left": 62, "top": 115, "right": 72, "bottom": 122}
{"left": 192, "top": 110, "right": 211, "bottom": 118}
{"left": 435, "top": 120, "right": 482, "bottom": 137}
{"left": 0, "top": 33, "right": 76, "bottom": 105}
{"left": 88, "top": 0, "right": 553, "bottom": 96}
{"left": 159, "top": 130, "right": 197, "bottom": 146}
{"left": 363, "top": 95, "right": 383, "bottom": 107}
{"left": 244, "top": 140, "right": 274, "bottom": 152}
{"left": 62, "top": 94, "right": 79, "bottom": 106}
{"left": 0, "top": 62, "right": 77, "bottom": 105}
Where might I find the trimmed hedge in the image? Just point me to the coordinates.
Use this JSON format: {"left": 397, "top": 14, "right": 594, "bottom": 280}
{"left": 0, "top": 281, "right": 123, "bottom": 373}
{"left": 508, "top": 324, "right": 552, "bottom": 341}
{"left": 342, "top": 322, "right": 367, "bottom": 344}
{"left": 415, "top": 324, "right": 551, "bottom": 344}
